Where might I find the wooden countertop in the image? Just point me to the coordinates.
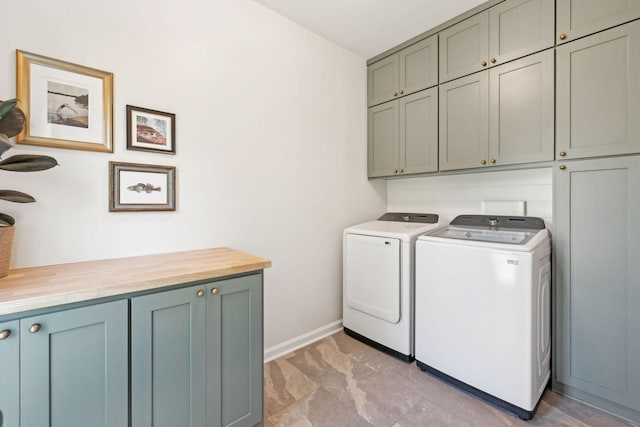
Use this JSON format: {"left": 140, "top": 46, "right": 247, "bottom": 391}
{"left": 0, "top": 247, "right": 271, "bottom": 317}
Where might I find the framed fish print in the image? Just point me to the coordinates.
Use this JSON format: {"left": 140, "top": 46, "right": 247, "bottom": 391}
{"left": 16, "top": 50, "right": 113, "bottom": 152}
{"left": 126, "top": 105, "right": 176, "bottom": 154}
{"left": 109, "top": 161, "right": 176, "bottom": 212}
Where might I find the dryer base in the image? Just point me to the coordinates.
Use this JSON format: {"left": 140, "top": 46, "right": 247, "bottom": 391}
{"left": 343, "top": 327, "right": 414, "bottom": 363}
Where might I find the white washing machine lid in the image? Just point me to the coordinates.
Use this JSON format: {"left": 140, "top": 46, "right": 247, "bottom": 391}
{"left": 418, "top": 214, "right": 549, "bottom": 251}
{"left": 344, "top": 213, "right": 441, "bottom": 241}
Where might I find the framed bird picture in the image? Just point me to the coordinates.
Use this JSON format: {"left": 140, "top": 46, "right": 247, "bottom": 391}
{"left": 109, "top": 161, "right": 176, "bottom": 212}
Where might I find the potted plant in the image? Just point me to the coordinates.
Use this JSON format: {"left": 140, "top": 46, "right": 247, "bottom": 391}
{"left": 0, "top": 98, "right": 58, "bottom": 277}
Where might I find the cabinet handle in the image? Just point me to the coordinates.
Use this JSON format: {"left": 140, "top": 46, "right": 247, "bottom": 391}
{"left": 481, "top": 160, "right": 487, "bottom": 165}
{"left": 399, "top": 168, "right": 404, "bottom": 173}
{"left": 559, "top": 165, "right": 567, "bottom": 170}
{"left": 394, "top": 92, "right": 398, "bottom": 97}
{"left": 481, "top": 61, "right": 487, "bottom": 67}
{"left": 490, "top": 159, "right": 496, "bottom": 164}
{"left": 399, "top": 90, "right": 404, "bottom": 95}
{"left": 559, "top": 33, "right": 567, "bottom": 40}
{"left": 394, "top": 169, "right": 398, "bottom": 174}
{"left": 29, "top": 323, "right": 41, "bottom": 334}
{"left": 211, "top": 287, "right": 219, "bottom": 295}
{"left": 197, "top": 290, "right": 204, "bottom": 297}
{"left": 559, "top": 151, "right": 566, "bottom": 157}
{"left": 490, "top": 58, "right": 496, "bottom": 64}
{"left": 0, "top": 329, "right": 11, "bottom": 340}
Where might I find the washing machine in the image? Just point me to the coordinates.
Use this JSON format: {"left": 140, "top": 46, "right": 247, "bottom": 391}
{"left": 343, "top": 212, "right": 441, "bottom": 361}
{"left": 414, "top": 214, "right": 551, "bottom": 420}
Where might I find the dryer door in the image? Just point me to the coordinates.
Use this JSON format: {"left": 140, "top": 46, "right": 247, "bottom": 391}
{"left": 344, "top": 234, "right": 401, "bottom": 323}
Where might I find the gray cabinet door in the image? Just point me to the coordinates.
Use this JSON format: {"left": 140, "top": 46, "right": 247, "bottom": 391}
{"left": 399, "top": 88, "right": 438, "bottom": 174}
{"left": 131, "top": 285, "right": 207, "bottom": 427}
{"left": 0, "top": 320, "right": 19, "bottom": 427}
{"left": 489, "top": 0, "right": 554, "bottom": 65}
{"left": 553, "top": 156, "right": 640, "bottom": 424}
{"left": 399, "top": 34, "right": 438, "bottom": 96}
{"left": 557, "top": 21, "right": 640, "bottom": 159}
{"left": 439, "top": 11, "right": 489, "bottom": 83}
{"left": 20, "top": 300, "right": 128, "bottom": 427}
{"left": 439, "top": 71, "right": 489, "bottom": 170}
{"left": 367, "top": 55, "right": 398, "bottom": 107}
{"left": 368, "top": 101, "right": 399, "bottom": 177}
{"left": 489, "top": 49, "right": 554, "bottom": 166}
{"left": 556, "top": 0, "right": 640, "bottom": 44}
{"left": 207, "top": 274, "right": 263, "bottom": 427}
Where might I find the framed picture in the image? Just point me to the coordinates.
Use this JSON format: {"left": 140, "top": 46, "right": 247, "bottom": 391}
{"left": 16, "top": 50, "right": 113, "bottom": 152}
{"left": 126, "top": 105, "right": 175, "bottom": 154}
{"left": 109, "top": 161, "right": 176, "bottom": 212}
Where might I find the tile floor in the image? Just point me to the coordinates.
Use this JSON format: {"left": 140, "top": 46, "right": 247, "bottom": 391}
{"left": 264, "top": 331, "right": 638, "bottom": 427}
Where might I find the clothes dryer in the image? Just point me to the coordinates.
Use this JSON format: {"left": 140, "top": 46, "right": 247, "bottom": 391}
{"left": 343, "top": 212, "right": 441, "bottom": 361}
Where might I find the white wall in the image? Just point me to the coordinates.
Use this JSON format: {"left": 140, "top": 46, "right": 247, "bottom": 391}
{"left": 0, "top": 0, "right": 386, "bottom": 349}
{"left": 387, "top": 168, "right": 553, "bottom": 227}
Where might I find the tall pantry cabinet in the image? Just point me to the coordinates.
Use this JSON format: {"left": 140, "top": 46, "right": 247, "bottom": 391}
{"left": 553, "top": 3, "right": 640, "bottom": 424}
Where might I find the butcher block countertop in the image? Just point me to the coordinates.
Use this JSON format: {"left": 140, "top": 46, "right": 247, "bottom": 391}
{"left": 0, "top": 247, "right": 271, "bottom": 317}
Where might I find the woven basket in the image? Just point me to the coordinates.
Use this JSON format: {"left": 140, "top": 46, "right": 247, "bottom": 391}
{"left": 0, "top": 226, "right": 15, "bottom": 278}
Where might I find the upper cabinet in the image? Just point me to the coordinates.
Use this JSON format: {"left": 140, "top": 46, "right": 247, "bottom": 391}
{"left": 439, "top": 0, "right": 554, "bottom": 83}
{"left": 556, "top": 20, "right": 640, "bottom": 159}
{"left": 369, "top": 87, "right": 438, "bottom": 178}
{"left": 557, "top": 0, "right": 640, "bottom": 44}
{"left": 368, "top": 35, "right": 438, "bottom": 107}
{"left": 440, "top": 50, "right": 554, "bottom": 171}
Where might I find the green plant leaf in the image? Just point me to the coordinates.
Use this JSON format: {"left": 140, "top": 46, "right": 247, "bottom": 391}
{"left": 0, "top": 212, "right": 15, "bottom": 227}
{"left": 0, "top": 107, "right": 26, "bottom": 138}
{"left": 0, "top": 190, "right": 35, "bottom": 203}
{"left": 0, "top": 99, "right": 19, "bottom": 118}
{"left": 0, "top": 154, "right": 59, "bottom": 172}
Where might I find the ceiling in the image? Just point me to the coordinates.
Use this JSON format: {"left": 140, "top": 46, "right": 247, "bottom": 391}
{"left": 252, "top": 0, "right": 488, "bottom": 59}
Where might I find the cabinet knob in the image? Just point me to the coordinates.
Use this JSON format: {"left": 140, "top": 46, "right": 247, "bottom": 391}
{"left": 559, "top": 165, "right": 567, "bottom": 170}
{"left": 481, "top": 160, "right": 487, "bottom": 165}
{"left": 394, "top": 92, "right": 398, "bottom": 97}
{"left": 399, "top": 168, "right": 404, "bottom": 173}
{"left": 399, "top": 90, "right": 404, "bottom": 95}
{"left": 211, "top": 287, "right": 219, "bottom": 295}
{"left": 481, "top": 61, "right": 487, "bottom": 67}
{"left": 394, "top": 169, "right": 398, "bottom": 174}
{"left": 490, "top": 58, "right": 496, "bottom": 64}
{"left": 0, "top": 329, "right": 11, "bottom": 340}
{"left": 197, "top": 290, "right": 204, "bottom": 297}
{"left": 559, "top": 151, "right": 566, "bottom": 157}
{"left": 29, "top": 323, "right": 41, "bottom": 334}
{"left": 559, "top": 33, "right": 567, "bottom": 40}
{"left": 490, "top": 159, "right": 496, "bottom": 164}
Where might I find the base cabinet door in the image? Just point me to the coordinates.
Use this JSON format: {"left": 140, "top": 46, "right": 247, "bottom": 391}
{"left": 20, "top": 300, "right": 128, "bottom": 427}
{"left": 0, "top": 320, "right": 19, "bottom": 427}
{"left": 207, "top": 275, "right": 263, "bottom": 427}
{"left": 131, "top": 274, "right": 264, "bottom": 427}
{"left": 131, "top": 285, "right": 207, "bottom": 427}
{"left": 553, "top": 156, "right": 640, "bottom": 424}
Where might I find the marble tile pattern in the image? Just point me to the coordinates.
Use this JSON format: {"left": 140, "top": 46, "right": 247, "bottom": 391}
{"left": 264, "top": 331, "right": 638, "bottom": 427}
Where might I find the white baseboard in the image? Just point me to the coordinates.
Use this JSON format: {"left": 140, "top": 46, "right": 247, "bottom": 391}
{"left": 264, "top": 319, "right": 343, "bottom": 363}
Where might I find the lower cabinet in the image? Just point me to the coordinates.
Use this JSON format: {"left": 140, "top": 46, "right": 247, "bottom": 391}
{"left": 131, "top": 273, "right": 263, "bottom": 427}
{"left": 553, "top": 156, "right": 640, "bottom": 424}
{"left": 0, "top": 320, "right": 19, "bottom": 427}
{"left": 20, "top": 300, "right": 129, "bottom": 427}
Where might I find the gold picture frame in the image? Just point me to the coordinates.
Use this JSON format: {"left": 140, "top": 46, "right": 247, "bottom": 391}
{"left": 16, "top": 50, "right": 113, "bottom": 152}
